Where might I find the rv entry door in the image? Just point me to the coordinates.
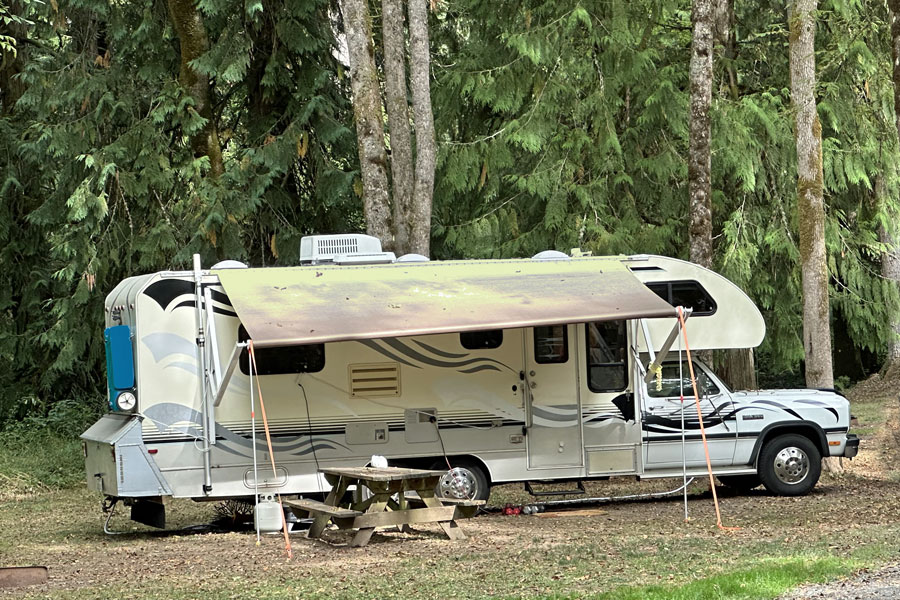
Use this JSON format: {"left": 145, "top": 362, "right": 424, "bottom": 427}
{"left": 524, "top": 325, "right": 583, "bottom": 469}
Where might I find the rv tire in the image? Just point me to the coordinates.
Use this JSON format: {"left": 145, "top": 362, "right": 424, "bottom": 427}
{"left": 431, "top": 459, "right": 490, "bottom": 502}
{"left": 758, "top": 433, "right": 821, "bottom": 496}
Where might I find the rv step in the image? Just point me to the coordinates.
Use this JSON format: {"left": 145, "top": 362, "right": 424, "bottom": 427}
{"left": 284, "top": 498, "right": 362, "bottom": 519}
{"left": 525, "top": 480, "right": 586, "bottom": 497}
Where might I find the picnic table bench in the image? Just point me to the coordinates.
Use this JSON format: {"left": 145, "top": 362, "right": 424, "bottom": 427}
{"left": 286, "top": 466, "right": 482, "bottom": 547}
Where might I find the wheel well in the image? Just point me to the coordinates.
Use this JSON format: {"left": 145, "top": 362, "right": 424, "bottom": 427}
{"left": 750, "top": 423, "right": 828, "bottom": 467}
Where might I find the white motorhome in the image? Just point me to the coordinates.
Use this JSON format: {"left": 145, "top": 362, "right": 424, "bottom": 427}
{"left": 82, "top": 235, "right": 858, "bottom": 527}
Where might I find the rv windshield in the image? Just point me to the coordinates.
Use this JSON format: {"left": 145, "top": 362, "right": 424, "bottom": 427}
{"left": 646, "top": 361, "right": 723, "bottom": 398}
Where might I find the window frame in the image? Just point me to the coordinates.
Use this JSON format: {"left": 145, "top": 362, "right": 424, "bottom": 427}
{"left": 459, "top": 329, "right": 504, "bottom": 350}
{"left": 533, "top": 325, "right": 569, "bottom": 364}
{"left": 237, "top": 325, "right": 326, "bottom": 375}
{"left": 645, "top": 279, "right": 717, "bottom": 316}
{"left": 585, "top": 320, "right": 628, "bottom": 393}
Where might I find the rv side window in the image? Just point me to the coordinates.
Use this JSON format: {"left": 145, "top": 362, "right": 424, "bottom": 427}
{"left": 237, "top": 325, "right": 325, "bottom": 375}
{"left": 647, "top": 362, "right": 720, "bottom": 398}
{"left": 460, "top": 329, "right": 503, "bottom": 350}
{"left": 586, "top": 321, "right": 627, "bottom": 392}
{"left": 645, "top": 280, "right": 716, "bottom": 316}
{"left": 534, "top": 325, "right": 568, "bottom": 363}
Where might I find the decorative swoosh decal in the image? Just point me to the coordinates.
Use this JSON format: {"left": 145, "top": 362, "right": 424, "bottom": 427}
{"left": 143, "top": 403, "right": 350, "bottom": 458}
{"left": 413, "top": 340, "right": 468, "bottom": 359}
{"left": 381, "top": 338, "right": 507, "bottom": 372}
{"left": 357, "top": 340, "right": 420, "bottom": 368}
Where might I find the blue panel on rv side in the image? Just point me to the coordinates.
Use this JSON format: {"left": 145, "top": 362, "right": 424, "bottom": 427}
{"left": 104, "top": 325, "right": 135, "bottom": 392}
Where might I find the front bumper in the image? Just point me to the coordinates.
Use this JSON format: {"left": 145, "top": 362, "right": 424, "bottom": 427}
{"left": 843, "top": 434, "right": 860, "bottom": 459}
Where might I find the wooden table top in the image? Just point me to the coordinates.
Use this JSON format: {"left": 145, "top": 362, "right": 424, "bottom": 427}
{"left": 319, "top": 466, "right": 447, "bottom": 482}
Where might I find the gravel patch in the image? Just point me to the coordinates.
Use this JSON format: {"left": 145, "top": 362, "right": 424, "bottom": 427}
{"left": 780, "top": 564, "right": 900, "bottom": 600}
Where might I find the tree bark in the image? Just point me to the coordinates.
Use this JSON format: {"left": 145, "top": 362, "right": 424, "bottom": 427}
{"left": 688, "top": 0, "right": 714, "bottom": 270}
{"left": 716, "top": 348, "right": 757, "bottom": 390}
{"left": 340, "top": 0, "right": 393, "bottom": 245}
{"left": 789, "top": 0, "right": 833, "bottom": 390}
{"left": 382, "top": 0, "right": 413, "bottom": 256}
{"left": 407, "top": 0, "right": 436, "bottom": 257}
{"left": 883, "top": 1, "right": 900, "bottom": 367}
{"left": 166, "top": 0, "right": 224, "bottom": 178}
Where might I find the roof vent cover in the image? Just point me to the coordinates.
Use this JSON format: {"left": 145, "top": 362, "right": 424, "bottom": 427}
{"left": 300, "top": 234, "right": 384, "bottom": 264}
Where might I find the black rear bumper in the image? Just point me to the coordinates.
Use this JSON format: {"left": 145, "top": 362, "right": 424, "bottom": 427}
{"left": 843, "top": 434, "right": 859, "bottom": 458}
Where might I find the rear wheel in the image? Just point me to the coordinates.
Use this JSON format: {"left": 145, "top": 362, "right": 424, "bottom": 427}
{"left": 717, "top": 474, "right": 761, "bottom": 492}
{"left": 430, "top": 459, "right": 490, "bottom": 502}
{"left": 758, "top": 433, "right": 821, "bottom": 496}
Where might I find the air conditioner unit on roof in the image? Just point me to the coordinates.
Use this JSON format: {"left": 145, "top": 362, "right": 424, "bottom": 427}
{"left": 299, "top": 234, "right": 386, "bottom": 265}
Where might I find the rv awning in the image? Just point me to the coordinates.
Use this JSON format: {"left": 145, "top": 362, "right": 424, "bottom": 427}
{"left": 214, "top": 257, "right": 677, "bottom": 348}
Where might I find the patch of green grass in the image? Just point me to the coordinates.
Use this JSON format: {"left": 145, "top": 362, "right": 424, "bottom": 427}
{"left": 848, "top": 400, "right": 885, "bottom": 437}
{"left": 0, "top": 430, "right": 86, "bottom": 493}
{"left": 588, "top": 556, "right": 856, "bottom": 600}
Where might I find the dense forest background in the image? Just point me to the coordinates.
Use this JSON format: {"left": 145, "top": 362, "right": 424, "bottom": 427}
{"left": 2, "top": 0, "right": 899, "bottom": 426}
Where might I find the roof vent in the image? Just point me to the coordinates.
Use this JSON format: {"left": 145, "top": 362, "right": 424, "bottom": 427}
{"left": 300, "top": 234, "right": 384, "bottom": 264}
{"left": 211, "top": 260, "right": 248, "bottom": 269}
{"left": 532, "top": 250, "right": 571, "bottom": 261}
{"left": 396, "top": 253, "right": 430, "bottom": 262}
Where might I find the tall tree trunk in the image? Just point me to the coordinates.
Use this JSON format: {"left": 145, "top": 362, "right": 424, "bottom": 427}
{"left": 688, "top": 0, "right": 715, "bottom": 367}
{"left": 0, "top": 0, "right": 27, "bottom": 116}
{"left": 883, "top": 1, "right": 900, "bottom": 369}
{"left": 789, "top": 0, "right": 839, "bottom": 473}
{"left": 340, "top": 0, "right": 392, "bottom": 245}
{"left": 688, "top": 0, "right": 714, "bottom": 271}
{"left": 407, "top": 0, "right": 436, "bottom": 257}
{"left": 382, "top": 0, "right": 413, "bottom": 256}
{"left": 166, "top": 0, "right": 224, "bottom": 178}
{"left": 789, "top": 0, "right": 832, "bottom": 389}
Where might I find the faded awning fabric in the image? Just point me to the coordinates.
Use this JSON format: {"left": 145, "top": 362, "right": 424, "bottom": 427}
{"left": 214, "top": 257, "right": 676, "bottom": 348}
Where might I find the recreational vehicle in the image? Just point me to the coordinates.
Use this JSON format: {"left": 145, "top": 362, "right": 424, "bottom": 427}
{"left": 82, "top": 235, "right": 858, "bottom": 527}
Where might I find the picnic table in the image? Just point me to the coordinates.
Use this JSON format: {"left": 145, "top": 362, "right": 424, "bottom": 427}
{"left": 285, "top": 466, "right": 483, "bottom": 547}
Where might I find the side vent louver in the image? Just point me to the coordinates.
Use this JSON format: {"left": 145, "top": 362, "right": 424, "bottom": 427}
{"left": 349, "top": 363, "right": 401, "bottom": 398}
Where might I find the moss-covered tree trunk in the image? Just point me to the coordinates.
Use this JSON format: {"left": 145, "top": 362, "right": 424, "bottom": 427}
{"left": 382, "top": 0, "right": 413, "bottom": 256}
{"left": 340, "top": 0, "right": 393, "bottom": 246}
{"left": 789, "top": 0, "right": 832, "bottom": 389}
{"left": 884, "top": 0, "right": 900, "bottom": 368}
{"left": 166, "top": 0, "right": 224, "bottom": 178}
{"left": 407, "top": 0, "right": 436, "bottom": 257}
{"left": 789, "top": 0, "right": 839, "bottom": 473}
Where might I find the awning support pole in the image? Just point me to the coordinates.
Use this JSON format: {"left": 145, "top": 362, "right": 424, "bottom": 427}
{"left": 193, "top": 254, "right": 213, "bottom": 494}
{"left": 213, "top": 342, "right": 247, "bottom": 408}
{"left": 643, "top": 308, "right": 693, "bottom": 384}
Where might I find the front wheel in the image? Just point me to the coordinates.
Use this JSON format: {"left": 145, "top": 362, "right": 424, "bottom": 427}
{"left": 430, "top": 459, "right": 490, "bottom": 502}
{"left": 758, "top": 434, "right": 821, "bottom": 496}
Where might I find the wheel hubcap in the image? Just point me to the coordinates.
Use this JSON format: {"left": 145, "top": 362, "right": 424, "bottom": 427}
{"left": 773, "top": 446, "right": 810, "bottom": 484}
{"left": 437, "top": 467, "right": 477, "bottom": 500}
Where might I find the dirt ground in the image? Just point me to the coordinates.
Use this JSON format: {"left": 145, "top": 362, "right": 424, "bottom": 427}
{"left": 2, "top": 374, "right": 900, "bottom": 599}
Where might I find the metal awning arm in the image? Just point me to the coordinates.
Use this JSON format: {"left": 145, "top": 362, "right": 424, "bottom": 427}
{"left": 643, "top": 308, "right": 692, "bottom": 384}
{"left": 214, "top": 342, "right": 247, "bottom": 407}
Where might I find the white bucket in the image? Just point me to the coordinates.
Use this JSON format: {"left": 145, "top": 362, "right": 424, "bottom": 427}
{"left": 254, "top": 495, "right": 284, "bottom": 532}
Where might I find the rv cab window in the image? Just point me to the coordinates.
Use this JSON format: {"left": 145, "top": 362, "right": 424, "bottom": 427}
{"left": 645, "top": 280, "right": 716, "bottom": 316}
{"left": 646, "top": 361, "right": 720, "bottom": 398}
{"left": 533, "top": 325, "right": 568, "bottom": 363}
{"left": 460, "top": 329, "right": 503, "bottom": 349}
{"left": 237, "top": 325, "right": 325, "bottom": 375}
{"left": 586, "top": 320, "right": 627, "bottom": 392}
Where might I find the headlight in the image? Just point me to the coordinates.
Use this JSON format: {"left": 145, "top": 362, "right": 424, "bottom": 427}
{"left": 116, "top": 391, "right": 137, "bottom": 412}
